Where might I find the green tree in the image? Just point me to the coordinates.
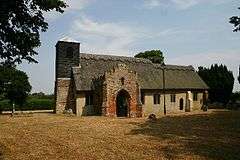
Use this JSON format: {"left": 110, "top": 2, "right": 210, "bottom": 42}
{"left": 0, "top": 65, "right": 31, "bottom": 106}
{"left": 229, "top": 7, "right": 240, "bottom": 32}
{"left": 0, "top": 0, "right": 67, "bottom": 64}
{"left": 134, "top": 50, "right": 164, "bottom": 65}
{"left": 198, "top": 64, "right": 234, "bottom": 104}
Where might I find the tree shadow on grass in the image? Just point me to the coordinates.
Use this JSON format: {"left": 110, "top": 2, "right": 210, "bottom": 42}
{"left": 128, "top": 111, "right": 240, "bottom": 160}
{"left": 0, "top": 144, "right": 6, "bottom": 160}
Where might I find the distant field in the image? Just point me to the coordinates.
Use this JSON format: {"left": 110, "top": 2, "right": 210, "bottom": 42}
{"left": 0, "top": 110, "right": 239, "bottom": 160}
{"left": 0, "top": 96, "right": 54, "bottom": 111}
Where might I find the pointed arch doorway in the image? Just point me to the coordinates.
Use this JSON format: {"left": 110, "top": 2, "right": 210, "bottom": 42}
{"left": 116, "top": 90, "right": 130, "bottom": 117}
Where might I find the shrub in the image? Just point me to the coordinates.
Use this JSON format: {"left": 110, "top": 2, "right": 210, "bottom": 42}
{"left": 0, "top": 99, "right": 12, "bottom": 112}
{"left": 230, "top": 92, "right": 240, "bottom": 103}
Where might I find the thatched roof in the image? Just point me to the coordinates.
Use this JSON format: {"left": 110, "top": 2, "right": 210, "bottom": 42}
{"left": 72, "top": 53, "right": 208, "bottom": 91}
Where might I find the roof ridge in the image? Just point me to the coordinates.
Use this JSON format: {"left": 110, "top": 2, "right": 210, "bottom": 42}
{"left": 79, "top": 53, "right": 195, "bottom": 71}
{"left": 164, "top": 65, "right": 194, "bottom": 71}
{"left": 79, "top": 53, "right": 152, "bottom": 64}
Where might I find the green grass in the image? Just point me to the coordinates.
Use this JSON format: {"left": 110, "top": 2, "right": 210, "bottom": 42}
{"left": 24, "top": 98, "right": 54, "bottom": 110}
{"left": 0, "top": 97, "right": 54, "bottom": 111}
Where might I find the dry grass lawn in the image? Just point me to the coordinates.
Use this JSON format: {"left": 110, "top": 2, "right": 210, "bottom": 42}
{"left": 0, "top": 110, "right": 240, "bottom": 160}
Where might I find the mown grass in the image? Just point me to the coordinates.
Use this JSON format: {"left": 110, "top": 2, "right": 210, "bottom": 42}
{"left": 0, "top": 110, "right": 239, "bottom": 160}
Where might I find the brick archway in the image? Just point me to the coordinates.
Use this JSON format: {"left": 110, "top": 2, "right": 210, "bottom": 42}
{"left": 102, "top": 63, "right": 142, "bottom": 117}
{"left": 116, "top": 89, "right": 131, "bottom": 117}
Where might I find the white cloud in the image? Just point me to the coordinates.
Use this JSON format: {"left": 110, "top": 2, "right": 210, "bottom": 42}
{"left": 143, "top": 0, "right": 198, "bottom": 9}
{"left": 166, "top": 51, "right": 240, "bottom": 91}
{"left": 143, "top": 0, "right": 161, "bottom": 9}
{"left": 143, "top": 0, "right": 229, "bottom": 10}
{"left": 67, "top": 16, "right": 208, "bottom": 56}
{"left": 65, "top": 0, "right": 93, "bottom": 11}
{"left": 68, "top": 16, "right": 147, "bottom": 56}
{"left": 172, "top": 0, "right": 199, "bottom": 9}
{"left": 44, "top": 0, "right": 93, "bottom": 21}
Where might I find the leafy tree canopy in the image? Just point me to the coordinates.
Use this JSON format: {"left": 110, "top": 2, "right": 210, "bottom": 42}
{"left": 229, "top": 7, "right": 240, "bottom": 32}
{"left": 0, "top": 65, "right": 31, "bottom": 106}
{"left": 198, "top": 64, "right": 234, "bottom": 104}
{"left": 134, "top": 50, "right": 164, "bottom": 65}
{"left": 0, "top": 0, "right": 67, "bottom": 64}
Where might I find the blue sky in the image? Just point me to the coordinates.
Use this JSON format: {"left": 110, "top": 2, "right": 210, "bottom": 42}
{"left": 19, "top": 0, "right": 240, "bottom": 94}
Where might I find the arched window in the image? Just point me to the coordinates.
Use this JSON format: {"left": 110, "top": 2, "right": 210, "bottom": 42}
{"left": 66, "top": 47, "right": 73, "bottom": 58}
{"left": 179, "top": 98, "right": 184, "bottom": 110}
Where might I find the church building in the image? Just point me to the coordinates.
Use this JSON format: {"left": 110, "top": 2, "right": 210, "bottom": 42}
{"left": 55, "top": 39, "right": 208, "bottom": 117}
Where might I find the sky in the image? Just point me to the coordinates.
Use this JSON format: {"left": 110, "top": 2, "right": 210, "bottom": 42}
{"left": 19, "top": 0, "right": 240, "bottom": 94}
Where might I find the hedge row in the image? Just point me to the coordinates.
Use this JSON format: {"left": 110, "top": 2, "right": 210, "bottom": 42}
{"left": 0, "top": 98, "right": 54, "bottom": 111}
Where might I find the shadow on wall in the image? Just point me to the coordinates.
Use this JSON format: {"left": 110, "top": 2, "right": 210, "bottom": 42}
{"left": 128, "top": 110, "right": 240, "bottom": 159}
